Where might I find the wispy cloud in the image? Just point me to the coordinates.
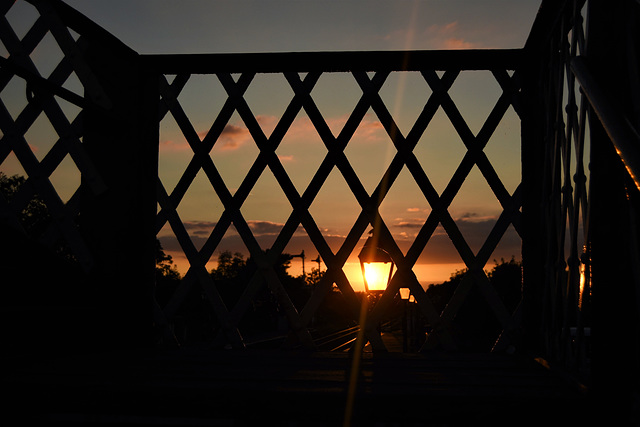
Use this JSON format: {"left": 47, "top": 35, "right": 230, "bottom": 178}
{"left": 158, "top": 122, "right": 250, "bottom": 153}
{"left": 279, "top": 113, "right": 386, "bottom": 143}
{"left": 160, "top": 113, "right": 388, "bottom": 154}
{"left": 426, "top": 21, "right": 477, "bottom": 50}
{"left": 395, "top": 219, "right": 424, "bottom": 229}
{"left": 455, "top": 212, "right": 499, "bottom": 223}
{"left": 159, "top": 138, "right": 190, "bottom": 152}
{"left": 179, "top": 219, "right": 304, "bottom": 238}
{"left": 247, "top": 220, "right": 284, "bottom": 235}
{"left": 278, "top": 154, "right": 295, "bottom": 163}
{"left": 353, "top": 116, "right": 385, "bottom": 142}
{"left": 213, "top": 123, "right": 251, "bottom": 150}
{"left": 183, "top": 220, "right": 217, "bottom": 236}
{"left": 383, "top": 20, "right": 479, "bottom": 51}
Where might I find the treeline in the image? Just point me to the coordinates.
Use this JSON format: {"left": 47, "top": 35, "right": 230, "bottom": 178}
{"left": 1, "top": 172, "right": 522, "bottom": 351}
{"left": 425, "top": 257, "right": 522, "bottom": 351}
{"left": 154, "top": 249, "right": 353, "bottom": 342}
{"left": 155, "top": 246, "right": 522, "bottom": 351}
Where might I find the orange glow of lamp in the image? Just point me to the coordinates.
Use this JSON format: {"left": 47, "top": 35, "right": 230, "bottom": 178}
{"left": 358, "top": 233, "right": 394, "bottom": 293}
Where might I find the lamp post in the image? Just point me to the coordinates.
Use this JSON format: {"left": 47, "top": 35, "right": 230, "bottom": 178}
{"left": 356, "top": 230, "right": 395, "bottom": 347}
{"left": 399, "top": 287, "right": 411, "bottom": 352}
{"left": 358, "top": 232, "right": 394, "bottom": 294}
{"left": 345, "top": 230, "right": 395, "bottom": 425}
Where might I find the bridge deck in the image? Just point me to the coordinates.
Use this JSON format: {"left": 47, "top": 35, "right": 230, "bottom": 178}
{"left": 6, "top": 346, "right": 590, "bottom": 426}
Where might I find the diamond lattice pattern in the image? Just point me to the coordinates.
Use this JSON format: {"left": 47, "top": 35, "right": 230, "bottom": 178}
{"left": 0, "top": 0, "right": 106, "bottom": 272}
{"left": 157, "top": 66, "right": 524, "bottom": 351}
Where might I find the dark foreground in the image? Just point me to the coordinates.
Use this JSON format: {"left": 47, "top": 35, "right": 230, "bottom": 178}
{"left": 3, "top": 344, "right": 600, "bottom": 427}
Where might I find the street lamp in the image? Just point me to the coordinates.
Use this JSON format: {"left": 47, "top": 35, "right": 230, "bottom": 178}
{"left": 399, "top": 287, "right": 416, "bottom": 352}
{"left": 358, "top": 232, "right": 394, "bottom": 294}
{"left": 346, "top": 230, "right": 396, "bottom": 423}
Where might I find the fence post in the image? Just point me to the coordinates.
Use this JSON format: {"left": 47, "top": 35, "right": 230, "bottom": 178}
{"left": 520, "top": 64, "right": 546, "bottom": 357}
{"left": 80, "top": 38, "right": 158, "bottom": 349}
{"left": 587, "top": 0, "right": 640, "bottom": 417}
{"left": 519, "top": 3, "right": 555, "bottom": 358}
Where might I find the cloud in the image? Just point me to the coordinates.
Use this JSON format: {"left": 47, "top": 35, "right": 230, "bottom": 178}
{"left": 183, "top": 220, "right": 218, "bottom": 236}
{"left": 395, "top": 220, "right": 424, "bottom": 229}
{"left": 159, "top": 139, "right": 190, "bottom": 152}
{"left": 380, "top": 20, "right": 479, "bottom": 51}
{"left": 278, "top": 154, "right": 295, "bottom": 163}
{"left": 247, "top": 220, "right": 284, "bottom": 236}
{"left": 159, "top": 121, "right": 252, "bottom": 153}
{"left": 255, "top": 115, "right": 278, "bottom": 136}
{"left": 280, "top": 113, "right": 385, "bottom": 143}
{"left": 425, "top": 21, "right": 479, "bottom": 50}
{"left": 164, "top": 219, "right": 305, "bottom": 239}
{"left": 440, "top": 37, "right": 476, "bottom": 50}
{"left": 455, "top": 212, "right": 499, "bottom": 223}
{"left": 353, "top": 117, "right": 385, "bottom": 142}
{"left": 158, "top": 216, "right": 520, "bottom": 277}
{"left": 213, "top": 123, "right": 251, "bottom": 150}
{"left": 160, "top": 113, "right": 388, "bottom": 155}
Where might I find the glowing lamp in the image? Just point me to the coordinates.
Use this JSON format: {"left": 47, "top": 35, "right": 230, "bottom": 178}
{"left": 399, "top": 287, "right": 411, "bottom": 300}
{"left": 358, "top": 233, "right": 394, "bottom": 293}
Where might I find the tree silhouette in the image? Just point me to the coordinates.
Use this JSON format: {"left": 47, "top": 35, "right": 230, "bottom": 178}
{"left": 211, "top": 250, "right": 246, "bottom": 281}
{"left": 0, "top": 172, "right": 50, "bottom": 237}
{"left": 304, "top": 266, "right": 325, "bottom": 288}
{"left": 426, "top": 258, "right": 522, "bottom": 351}
{"left": 154, "top": 240, "right": 181, "bottom": 307}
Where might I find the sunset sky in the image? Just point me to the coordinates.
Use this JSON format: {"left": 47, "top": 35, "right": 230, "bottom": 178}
{"left": 1, "top": 0, "right": 542, "bottom": 287}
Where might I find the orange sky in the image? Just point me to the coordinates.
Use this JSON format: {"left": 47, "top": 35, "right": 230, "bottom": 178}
{"left": 1, "top": 1, "right": 538, "bottom": 286}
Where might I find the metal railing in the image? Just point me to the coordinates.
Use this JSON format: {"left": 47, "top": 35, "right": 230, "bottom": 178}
{"left": 148, "top": 50, "right": 525, "bottom": 352}
{"left": 1, "top": 0, "right": 639, "bottom": 400}
{"left": 522, "top": 0, "right": 640, "bottom": 392}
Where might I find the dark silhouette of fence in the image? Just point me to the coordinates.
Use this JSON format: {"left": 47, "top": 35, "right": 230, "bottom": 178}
{"left": 1, "top": 0, "right": 638, "bottom": 424}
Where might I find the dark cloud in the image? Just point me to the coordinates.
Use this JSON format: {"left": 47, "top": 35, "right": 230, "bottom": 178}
{"left": 395, "top": 220, "right": 424, "bottom": 229}
{"left": 390, "top": 216, "right": 521, "bottom": 263}
{"left": 158, "top": 216, "right": 521, "bottom": 274}
{"left": 183, "top": 220, "right": 217, "bottom": 231}
{"left": 247, "top": 220, "right": 284, "bottom": 235}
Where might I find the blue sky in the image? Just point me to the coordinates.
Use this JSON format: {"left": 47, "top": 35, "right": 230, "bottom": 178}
{"left": 1, "top": 0, "right": 542, "bottom": 284}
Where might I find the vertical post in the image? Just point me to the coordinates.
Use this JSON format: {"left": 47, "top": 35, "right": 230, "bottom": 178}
{"left": 519, "top": 47, "right": 547, "bottom": 357}
{"left": 587, "top": 0, "right": 639, "bottom": 418}
{"left": 81, "top": 38, "right": 158, "bottom": 349}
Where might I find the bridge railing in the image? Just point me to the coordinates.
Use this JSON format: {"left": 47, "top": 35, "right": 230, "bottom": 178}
{"left": 0, "top": 0, "right": 528, "bottom": 355}
{"left": 523, "top": 0, "right": 640, "bottom": 393}
{"left": 145, "top": 49, "right": 527, "bottom": 352}
{"left": 2, "top": 3, "right": 638, "bottom": 399}
{"left": 0, "top": 0, "right": 156, "bottom": 349}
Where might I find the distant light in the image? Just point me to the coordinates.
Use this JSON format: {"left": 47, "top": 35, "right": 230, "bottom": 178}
{"left": 358, "top": 231, "right": 394, "bottom": 293}
{"left": 363, "top": 262, "right": 393, "bottom": 292}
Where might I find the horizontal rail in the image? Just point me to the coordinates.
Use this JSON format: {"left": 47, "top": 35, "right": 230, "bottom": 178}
{"left": 314, "top": 326, "right": 360, "bottom": 352}
{"left": 141, "top": 49, "right": 524, "bottom": 74}
{"left": 571, "top": 56, "right": 640, "bottom": 190}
